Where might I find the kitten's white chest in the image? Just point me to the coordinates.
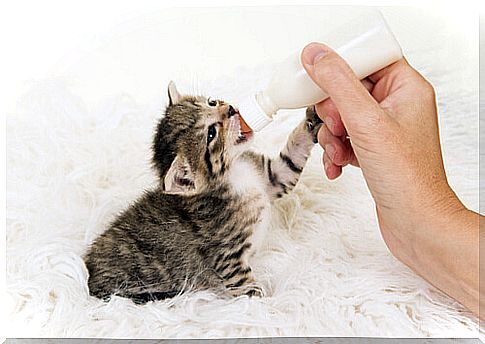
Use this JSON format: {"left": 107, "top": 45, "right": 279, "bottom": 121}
{"left": 228, "top": 158, "right": 270, "bottom": 255}
{"left": 228, "top": 159, "right": 266, "bottom": 195}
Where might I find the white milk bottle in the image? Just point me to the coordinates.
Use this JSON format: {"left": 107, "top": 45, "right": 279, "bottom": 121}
{"left": 238, "top": 10, "right": 403, "bottom": 131}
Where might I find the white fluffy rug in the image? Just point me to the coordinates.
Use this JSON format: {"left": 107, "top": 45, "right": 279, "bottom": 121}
{"left": 6, "top": 8, "right": 480, "bottom": 339}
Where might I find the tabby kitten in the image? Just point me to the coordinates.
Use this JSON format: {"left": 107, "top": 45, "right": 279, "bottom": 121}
{"left": 84, "top": 82, "right": 322, "bottom": 304}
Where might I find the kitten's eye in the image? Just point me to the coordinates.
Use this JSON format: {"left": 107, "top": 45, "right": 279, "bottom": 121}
{"left": 207, "top": 125, "right": 217, "bottom": 144}
{"left": 207, "top": 98, "right": 218, "bottom": 107}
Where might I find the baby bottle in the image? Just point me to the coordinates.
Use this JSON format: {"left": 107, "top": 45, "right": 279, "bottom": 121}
{"left": 238, "top": 10, "right": 403, "bottom": 131}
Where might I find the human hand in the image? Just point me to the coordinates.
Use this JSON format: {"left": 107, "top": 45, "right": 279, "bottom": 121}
{"left": 300, "top": 42, "right": 463, "bottom": 227}
{"left": 301, "top": 42, "right": 479, "bottom": 315}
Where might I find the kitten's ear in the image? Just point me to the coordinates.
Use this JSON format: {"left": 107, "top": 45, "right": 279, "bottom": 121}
{"left": 163, "top": 155, "right": 197, "bottom": 194}
{"left": 167, "top": 81, "right": 181, "bottom": 106}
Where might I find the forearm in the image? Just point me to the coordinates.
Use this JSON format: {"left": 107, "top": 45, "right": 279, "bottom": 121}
{"left": 410, "top": 204, "right": 480, "bottom": 316}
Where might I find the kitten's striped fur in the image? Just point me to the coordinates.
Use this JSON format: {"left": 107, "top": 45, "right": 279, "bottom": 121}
{"left": 84, "top": 83, "right": 322, "bottom": 303}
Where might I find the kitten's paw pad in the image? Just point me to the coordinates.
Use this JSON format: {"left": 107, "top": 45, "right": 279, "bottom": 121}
{"left": 305, "top": 106, "right": 323, "bottom": 143}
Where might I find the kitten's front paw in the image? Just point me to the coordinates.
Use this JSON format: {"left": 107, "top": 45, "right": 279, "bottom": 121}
{"left": 305, "top": 106, "right": 323, "bottom": 143}
{"left": 228, "top": 283, "right": 265, "bottom": 298}
{"left": 245, "top": 284, "right": 264, "bottom": 298}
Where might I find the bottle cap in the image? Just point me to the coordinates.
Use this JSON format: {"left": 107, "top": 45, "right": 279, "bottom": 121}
{"left": 237, "top": 95, "right": 273, "bottom": 132}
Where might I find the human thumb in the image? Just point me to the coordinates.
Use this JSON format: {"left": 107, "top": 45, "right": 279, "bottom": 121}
{"left": 301, "top": 42, "right": 384, "bottom": 137}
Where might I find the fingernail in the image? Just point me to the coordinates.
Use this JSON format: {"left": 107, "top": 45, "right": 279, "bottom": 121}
{"left": 302, "top": 43, "right": 327, "bottom": 66}
{"left": 325, "top": 144, "right": 335, "bottom": 159}
{"left": 324, "top": 117, "right": 334, "bottom": 131}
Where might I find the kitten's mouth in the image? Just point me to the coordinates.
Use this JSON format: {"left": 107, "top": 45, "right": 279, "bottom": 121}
{"left": 236, "top": 114, "right": 253, "bottom": 144}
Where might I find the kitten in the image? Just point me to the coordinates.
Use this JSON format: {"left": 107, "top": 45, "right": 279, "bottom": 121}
{"left": 84, "top": 82, "right": 322, "bottom": 304}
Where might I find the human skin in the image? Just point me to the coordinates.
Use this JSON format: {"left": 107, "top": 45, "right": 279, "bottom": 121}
{"left": 300, "top": 42, "right": 481, "bottom": 316}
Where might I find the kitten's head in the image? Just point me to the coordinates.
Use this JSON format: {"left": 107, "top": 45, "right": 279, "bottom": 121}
{"left": 153, "top": 82, "right": 253, "bottom": 195}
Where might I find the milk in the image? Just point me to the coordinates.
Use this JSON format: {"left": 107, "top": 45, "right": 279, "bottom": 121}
{"left": 238, "top": 10, "right": 403, "bottom": 131}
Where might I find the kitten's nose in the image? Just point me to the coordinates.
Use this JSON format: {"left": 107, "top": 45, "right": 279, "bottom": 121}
{"left": 228, "top": 105, "right": 238, "bottom": 118}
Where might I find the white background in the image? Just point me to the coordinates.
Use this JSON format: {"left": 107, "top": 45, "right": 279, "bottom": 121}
{"left": 1, "top": 1, "right": 482, "bottom": 111}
